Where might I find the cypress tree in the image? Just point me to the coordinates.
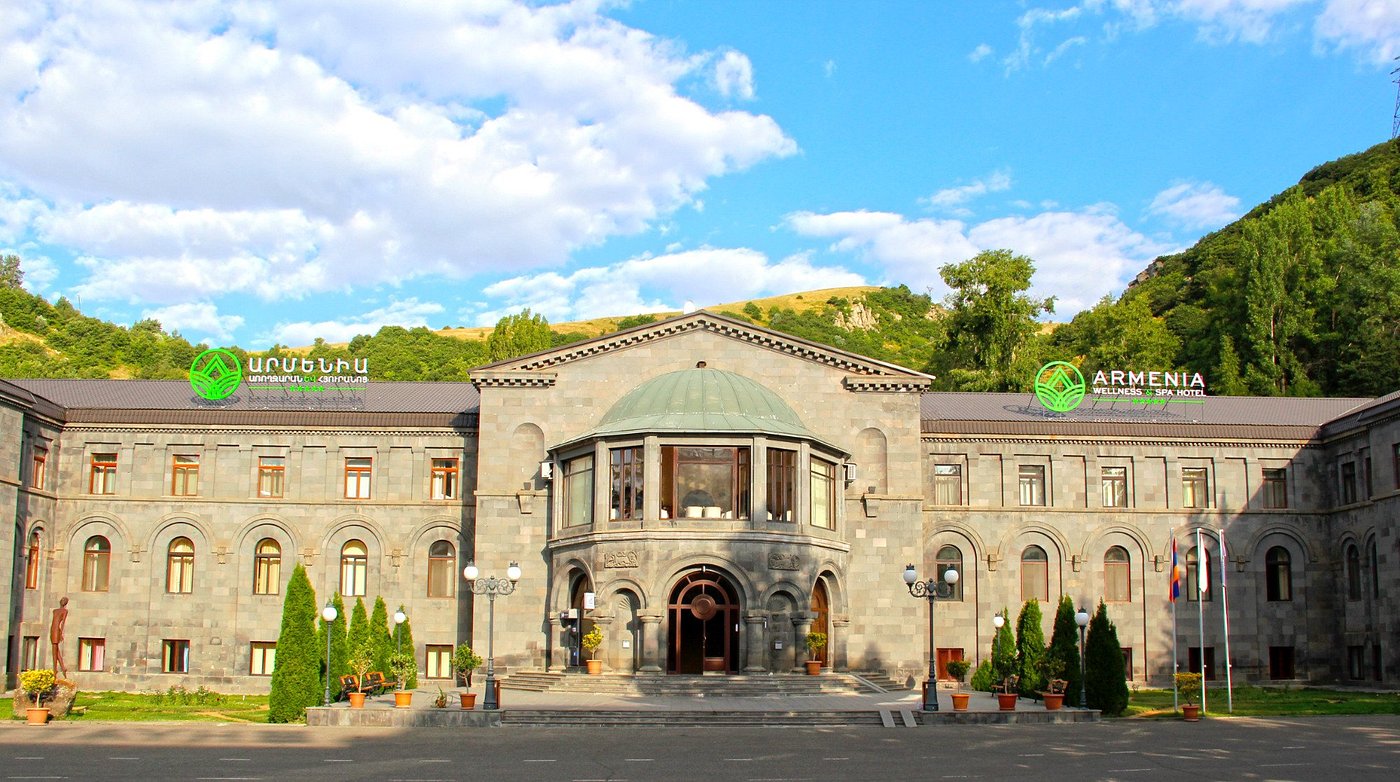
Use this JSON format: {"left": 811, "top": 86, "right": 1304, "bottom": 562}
{"left": 991, "top": 606, "right": 1017, "bottom": 686}
{"left": 1084, "top": 601, "right": 1130, "bottom": 716}
{"left": 268, "top": 563, "right": 320, "bottom": 722}
{"left": 396, "top": 605, "right": 419, "bottom": 689}
{"left": 370, "top": 596, "right": 393, "bottom": 673}
{"left": 316, "top": 592, "right": 349, "bottom": 698}
{"left": 348, "top": 597, "right": 370, "bottom": 663}
{"left": 1047, "top": 595, "right": 1083, "bottom": 705}
{"left": 1014, "top": 599, "right": 1047, "bottom": 698}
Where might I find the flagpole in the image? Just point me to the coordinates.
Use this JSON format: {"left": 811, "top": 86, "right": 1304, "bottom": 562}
{"left": 1171, "top": 537, "right": 1179, "bottom": 712}
{"left": 1221, "top": 528, "right": 1234, "bottom": 714}
{"left": 1172, "top": 593, "right": 1179, "bottom": 711}
{"left": 1196, "top": 527, "right": 1207, "bottom": 714}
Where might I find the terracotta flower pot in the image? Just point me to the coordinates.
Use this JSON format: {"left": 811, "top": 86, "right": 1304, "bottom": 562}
{"left": 950, "top": 692, "right": 970, "bottom": 711}
{"left": 1182, "top": 704, "right": 1201, "bottom": 721}
{"left": 586, "top": 659, "right": 603, "bottom": 675}
{"left": 460, "top": 692, "right": 476, "bottom": 710}
{"left": 997, "top": 692, "right": 1018, "bottom": 711}
{"left": 348, "top": 692, "right": 366, "bottom": 709}
{"left": 393, "top": 691, "right": 413, "bottom": 708}
{"left": 804, "top": 660, "right": 823, "bottom": 675}
{"left": 26, "top": 707, "right": 49, "bottom": 725}
{"left": 1042, "top": 692, "right": 1064, "bottom": 711}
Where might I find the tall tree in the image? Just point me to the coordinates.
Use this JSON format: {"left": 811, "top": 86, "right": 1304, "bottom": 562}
{"left": 1084, "top": 601, "right": 1129, "bottom": 716}
{"left": 1052, "top": 295, "right": 1180, "bottom": 378}
{"left": 486, "top": 308, "right": 554, "bottom": 362}
{"left": 1014, "top": 599, "right": 1047, "bottom": 698}
{"left": 930, "top": 250, "right": 1054, "bottom": 391}
{"left": 347, "top": 597, "right": 370, "bottom": 664}
{"left": 369, "top": 596, "right": 393, "bottom": 673}
{"left": 1046, "top": 596, "right": 1083, "bottom": 706}
{"left": 0, "top": 254, "right": 23, "bottom": 289}
{"left": 395, "top": 606, "right": 419, "bottom": 689}
{"left": 991, "top": 606, "right": 1017, "bottom": 686}
{"left": 268, "top": 564, "right": 320, "bottom": 722}
{"left": 316, "top": 592, "right": 349, "bottom": 699}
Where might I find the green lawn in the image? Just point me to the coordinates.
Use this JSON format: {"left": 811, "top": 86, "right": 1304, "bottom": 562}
{"left": 1127, "top": 685, "right": 1400, "bottom": 718}
{"left": 7, "top": 688, "right": 271, "bottom": 723}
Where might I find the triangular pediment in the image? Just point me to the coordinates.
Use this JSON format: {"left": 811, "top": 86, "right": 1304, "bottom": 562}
{"left": 469, "top": 310, "right": 932, "bottom": 391}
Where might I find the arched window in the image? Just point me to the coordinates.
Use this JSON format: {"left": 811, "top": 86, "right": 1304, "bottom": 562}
{"left": 166, "top": 537, "right": 194, "bottom": 593}
{"left": 1346, "top": 544, "right": 1361, "bottom": 601}
{"left": 1369, "top": 539, "right": 1380, "bottom": 599}
{"left": 1104, "top": 546, "right": 1131, "bottom": 602}
{"left": 253, "top": 538, "right": 281, "bottom": 595}
{"left": 427, "top": 540, "right": 455, "bottom": 598}
{"left": 1265, "top": 546, "right": 1291, "bottom": 602}
{"left": 1186, "top": 545, "right": 1211, "bottom": 602}
{"left": 1021, "top": 545, "right": 1048, "bottom": 603}
{"left": 936, "top": 545, "right": 963, "bottom": 601}
{"left": 82, "top": 535, "right": 111, "bottom": 592}
{"left": 340, "top": 540, "right": 368, "bottom": 597}
{"left": 25, "top": 531, "right": 40, "bottom": 590}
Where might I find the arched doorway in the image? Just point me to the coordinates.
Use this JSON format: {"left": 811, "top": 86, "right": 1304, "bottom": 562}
{"left": 568, "top": 572, "right": 593, "bottom": 668}
{"left": 668, "top": 569, "right": 740, "bottom": 674}
{"left": 810, "top": 578, "right": 831, "bottom": 668}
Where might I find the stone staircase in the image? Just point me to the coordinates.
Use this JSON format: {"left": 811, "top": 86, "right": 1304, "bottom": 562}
{"left": 499, "top": 670, "right": 908, "bottom": 697}
{"left": 500, "top": 708, "right": 889, "bottom": 728}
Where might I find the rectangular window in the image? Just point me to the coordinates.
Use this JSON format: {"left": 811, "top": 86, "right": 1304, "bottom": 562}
{"left": 1188, "top": 646, "right": 1216, "bottom": 681}
{"left": 1340, "top": 461, "right": 1357, "bottom": 505}
{"left": 344, "top": 457, "right": 372, "bottom": 499}
{"left": 31, "top": 446, "right": 47, "bottom": 490}
{"left": 90, "top": 452, "right": 117, "bottom": 495}
{"left": 1101, "top": 466, "right": 1128, "bottom": 508}
{"left": 25, "top": 533, "right": 39, "bottom": 590}
{"left": 563, "top": 455, "right": 594, "bottom": 527}
{"left": 78, "top": 637, "right": 106, "bottom": 672}
{"left": 1182, "top": 467, "right": 1209, "bottom": 509}
{"left": 767, "top": 449, "right": 797, "bottom": 521}
{"left": 1269, "top": 646, "right": 1296, "bottom": 680}
{"left": 21, "top": 636, "right": 38, "bottom": 671}
{"left": 664, "top": 446, "right": 751, "bottom": 520}
{"left": 425, "top": 644, "right": 453, "bottom": 679}
{"left": 810, "top": 458, "right": 835, "bottom": 529}
{"left": 1105, "top": 556, "right": 1131, "bottom": 603}
{"left": 430, "top": 458, "right": 460, "bottom": 500}
{"left": 1018, "top": 464, "right": 1046, "bottom": 507}
{"left": 608, "top": 448, "right": 643, "bottom": 520}
{"left": 1261, "top": 468, "right": 1288, "bottom": 509}
{"left": 249, "top": 642, "right": 276, "bottom": 676}
{"left": 1347, "top": 645, "right": 1366, "bottom": 680}
{"left": 171, "top": 454, "right": 200, "bottom": 496}
{"left": 933, "top": 464, "right": 963, "bottom": 506}
{"left": 162, "top": 639, "right": 190, "bottom": 674}
{"left": 257, "top": 456, "right": 285, "bottom": 498}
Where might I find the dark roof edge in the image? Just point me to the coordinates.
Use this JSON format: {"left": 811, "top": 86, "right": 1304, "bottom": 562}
{"left": 61, "top": 409, "right": 480, "bottom": 429}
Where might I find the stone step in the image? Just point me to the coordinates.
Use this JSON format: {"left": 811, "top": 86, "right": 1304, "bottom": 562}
{"left": 500, "top": 709, "right": 887, "bottom": 728}
{"left": 499, "top": 671, "right": 878, "bottom": 697}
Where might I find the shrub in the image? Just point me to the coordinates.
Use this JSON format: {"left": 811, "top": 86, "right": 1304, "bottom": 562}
{"left": 945, "top": 659, "right": 971, "bottom": 685}
{"left": 1175, "top": 672, "right": 1204, "bottom": 706}
{"left": 268, "top": 563, "right": 321, "bottom": 723}
{"left": 453, "top": 644, "right": 483, "bottom": 683}
{"left": 388, "top": 651, "right": 418, "bottom": 690}
{"left": 969, "top": 659, "right": 996, "bottom": 692}
{"left": 1047, "top": 596, "right": 1084, "bottom": 705}
{"left": 19, "top": 668, "right": 55, "bottom": 707}
{"left": 1084, "top": 601, "right": 1129, "bottom": 716}
{"left": 991, "top": 607, "right": 1017, "bottom": 684}
{"left": 369, "top": 597, "right": 393, "bottom": 674}
{"left": 1015, "top": 599, "right": 1047, "bottom": 697}
{"left": 582, "top": 627, "right": 604, "bottom": 660}
{"left": 395, "top": 608, "right": 418, "bottom": 689}
{"left": 805, "top": 632, "right": 828, "bottom": 660}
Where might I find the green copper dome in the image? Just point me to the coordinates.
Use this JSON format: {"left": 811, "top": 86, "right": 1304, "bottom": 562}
{"left": 583, "top": 367, "right": 819, "bottom": 441}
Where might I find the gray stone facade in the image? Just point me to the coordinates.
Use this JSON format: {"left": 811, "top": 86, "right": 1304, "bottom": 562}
{"left": 2, "top": 312, "right": 1397, "bottom": 692}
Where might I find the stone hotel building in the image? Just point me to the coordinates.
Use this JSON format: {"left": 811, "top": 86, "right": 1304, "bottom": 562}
{"left": 3, "top": 312, "right": 1397, "bottom": 691}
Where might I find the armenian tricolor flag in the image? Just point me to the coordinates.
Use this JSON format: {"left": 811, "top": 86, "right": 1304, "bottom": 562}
{"left": 1169, "top": 538, "right": 1181, "bottom": 602}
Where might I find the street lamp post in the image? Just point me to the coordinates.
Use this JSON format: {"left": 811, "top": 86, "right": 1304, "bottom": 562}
{"left": 393, "top": 609, "right": 407, "bottom": 655}
{"left": 1075, "top": 606, "right": 1090, "bottom": 708}
{"left": 321, "top": 601, "right": 338, "bottom": 707}
{"left": 903, "top": 563, "right": 959, "bottom": 712}
{"left": 463, "top": 560, "right": 521, "bottom": 711}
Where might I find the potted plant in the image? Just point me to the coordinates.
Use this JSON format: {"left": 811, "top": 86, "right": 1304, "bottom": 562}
{"left": 1175, "top": 672, "right": 1204, "bottom": 721}
{"left": 388, "top": 651, "right": 417, "bottom": 708}
{"left": 1041, "top": 658, "right": 1068, "bottom": 710}
{"left": 804, "top": 632, "right": 827, "bottom": 675}
{"left": 996, "top": 675, "right": 1020, "bottom": 711}
{"left": 453, "top": 644, "right": 483, "bottom": 708}
{"left": 346, "top": 648, "right": 372, "bottom": 708}
{"left": 432, "top": 687, "right": 449, "bottom": 709}
{"left": 945, "top": 659, "right": 971, "bottom": 711}
{"left": 582, "top": 627, "right": 604, "bottom": 674}
{"left": 20, "top": 668, "right": 55, "bottom": 725}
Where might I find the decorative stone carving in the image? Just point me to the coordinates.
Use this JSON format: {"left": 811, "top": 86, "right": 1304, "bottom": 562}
{"left": 768, "top": 552, "right": 800, "bottom": 571}
{"left": 604, "top": 550, "right": 639, "bottom": 568}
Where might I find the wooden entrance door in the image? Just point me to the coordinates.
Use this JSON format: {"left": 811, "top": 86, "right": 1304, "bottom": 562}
{"left": 668, "top": 570, "right": 739, "bottom": 674}
{"left": 810, "top": 579, "right": 830, "bottom": 667}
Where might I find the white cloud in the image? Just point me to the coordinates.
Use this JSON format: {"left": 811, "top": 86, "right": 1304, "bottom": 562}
{"left": 1147, "top": 181, "right": 1241, "bottom": 230}
{"left": 715, "top": 50, "right": 756, "bottom": 100}
{"left": 0, "top": 1, "right": 795, "bottom": 305}
{"left": 16, "top": 252, "right": 58, "bottom": 295}
{"left": 1316, "top": 0, "right": 1400, "bottom": 62}
{"left": 478, "top": 247, "right": 866, "bottom": 324}
{"left": 1004, "top": 4, "right": 1087, "bottom": 73}
{"left": 921, "top": 171, "right": 1013, "bottom": 212}
{"left": 140, "top": 301, "right": 245, "bottom": 345}
{"left": 264, "top": 298, "right": 445, "bottom": 347}
{"left": 1044, "top": 35, "right": 1088, "bottom": 65}
{"left": 1171, "top": 0, "right": 1313, "bottom": 44}
{"left": 787, "top": 206, "right": 1172, "bottom": 318}
{"left": 968, "top": 43, "right": 994, "bottom": 62}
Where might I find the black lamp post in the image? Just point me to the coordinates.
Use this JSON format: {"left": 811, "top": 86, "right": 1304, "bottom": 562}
{"left": 320, "top": 601, "right": 338, "bottom": 706}
{"left": 463, "top": 560, "right": 521, "bottom": 711}
{"left": 903, "top": 563, "right": 959, "bottom": 711}
{"left": 1075, "top": 606, "right": 1090, "bottom": 707}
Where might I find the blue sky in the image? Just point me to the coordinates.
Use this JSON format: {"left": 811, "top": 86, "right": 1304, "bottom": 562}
{"left": 1, "top": 0, "right": 1396, "bottom": 349}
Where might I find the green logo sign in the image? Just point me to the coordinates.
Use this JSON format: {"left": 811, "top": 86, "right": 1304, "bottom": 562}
{"left": 189, "top": 349, "right": 243, "bottom": 401}
{"left": 1034, "top": 361, "right": 1086, "bottom": 413}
